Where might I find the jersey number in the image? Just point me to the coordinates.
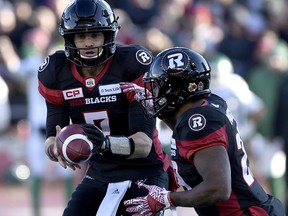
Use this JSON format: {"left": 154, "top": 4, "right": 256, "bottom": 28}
{"left": 236, "top": 132, "right": 254, "bottom": 186}
{"left": 83, "top": 111, "right": 110, "bottom": 135}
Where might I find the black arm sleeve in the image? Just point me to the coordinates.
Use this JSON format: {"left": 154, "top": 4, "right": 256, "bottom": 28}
{"left": 45, "top": 101, "right": 70, "bottom": 138}
{"left": 128, "top": 100, "right": 155, "bottom": 139}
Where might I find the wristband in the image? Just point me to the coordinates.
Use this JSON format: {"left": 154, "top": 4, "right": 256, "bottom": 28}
{"left": 164, "top": 192, "right": 175, "bottom": 208}
{"left": 46, "top": 144, "right": 58, "bottom": 162}
{"left": 103, "top": 136, "right": 135, "bottom": 157}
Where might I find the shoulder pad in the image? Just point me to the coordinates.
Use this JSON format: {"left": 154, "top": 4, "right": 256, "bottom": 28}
{"left": 115, "top": 45, "right": 154, "bottom": 82}
{"left": 38, "top": 51, "right": 67, "bottom": 89}
{"left": 38, "top": 51, "right": 68, "bottom": 105}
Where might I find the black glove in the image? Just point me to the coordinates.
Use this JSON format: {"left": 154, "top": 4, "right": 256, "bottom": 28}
{"left": 82, "top": 124, "right": 135, "bottom": 157}
{"left": 81, "top": 123, "right": 105, "bottom": 154}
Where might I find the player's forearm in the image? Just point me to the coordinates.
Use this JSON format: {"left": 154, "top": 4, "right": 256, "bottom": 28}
{"left": 170, "top": 182, "right": 231, "bottom": 208}
{"left": 128, "top": 132, "right": 152, "bottom": 159}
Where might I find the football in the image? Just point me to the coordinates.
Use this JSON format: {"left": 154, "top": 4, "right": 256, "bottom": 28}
{"left": 56, "top": 124, "right": 93, "bottom": 164}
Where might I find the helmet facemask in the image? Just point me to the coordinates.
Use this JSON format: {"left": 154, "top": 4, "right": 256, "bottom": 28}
{"left": 142, "top": 72, "right": 187, "bottom": 120}
{"left": 63, "top": 29, "right": 118, "bottom": 67}
{"left": 141, "top": 76, "right": 170, "bottom": 119}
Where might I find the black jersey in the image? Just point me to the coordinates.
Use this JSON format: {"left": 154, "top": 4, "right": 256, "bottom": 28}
{"left": 171, "top": 94, "right": 270, "bottom": 215}
{"left": 38, "top": 44, "right": 170, "bottom": 183}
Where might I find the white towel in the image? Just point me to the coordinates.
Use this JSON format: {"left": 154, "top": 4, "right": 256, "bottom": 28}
{"left": 96, "top": 180, "right": 132, "bottom": 216}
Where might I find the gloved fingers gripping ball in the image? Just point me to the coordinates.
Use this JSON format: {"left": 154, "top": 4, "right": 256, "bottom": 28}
{"left": 81, "top": 123, "right": 105, "bottom": 154}
{"left": 124, "top": 181, "right": 174, "bottom": 215}
{"left": 81, "top": 124, "right": 135, "bottom": 157}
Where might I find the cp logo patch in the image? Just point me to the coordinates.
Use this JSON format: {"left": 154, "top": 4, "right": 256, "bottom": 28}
{"left": 188, "top": 114, "right": 206, "bottom": 131}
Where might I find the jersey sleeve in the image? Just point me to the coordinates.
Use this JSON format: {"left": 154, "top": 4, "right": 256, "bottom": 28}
{"left": 128, "top": 100, "right": 155, "bottom": 138}
{"left": 37, "top": 52, "right": 66, "bottom": 105}
{"left": 175, "top": 107, "right": 229, "bottom": 160}
{"left": 45, "top": 101, "right": 70, "bottom": 137}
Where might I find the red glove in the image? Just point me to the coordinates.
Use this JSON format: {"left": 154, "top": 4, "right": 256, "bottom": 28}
{"left": 120, "top": 82, "right": 154, "bottom": 110}
{"left": 120, "top": 82, "right": 152, "bottom": 101}
{"left": 124, "top": 181, "right": 174, "bottom": 216}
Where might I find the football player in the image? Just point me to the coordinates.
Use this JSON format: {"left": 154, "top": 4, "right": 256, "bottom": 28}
{"left": 123, "top": 47, "right": 285, "bottom": 216}
{"left": 37, "top": 0, "right": 174, "bottom": 215}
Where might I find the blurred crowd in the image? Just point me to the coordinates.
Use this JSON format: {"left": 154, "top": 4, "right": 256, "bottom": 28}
{"left": 1, "top": 0, "right": 288, "bottom": 215}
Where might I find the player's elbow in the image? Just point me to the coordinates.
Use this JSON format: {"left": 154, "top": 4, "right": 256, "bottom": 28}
{"left": 200, "top": 180, "right": 231, "bottom": 205}
{"left": 211, "top": 183, "right": 231, "bottom": 203}
{"left": 216, "top": 190, "right": 231, "bottom": 203}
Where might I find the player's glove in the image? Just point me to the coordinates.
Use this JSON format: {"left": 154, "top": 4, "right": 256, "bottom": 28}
{"left": 120, "top": 82, "right": 152, "bottom": 101}
{"left": 81, "top": 124, "right": 105, "bottom": 153}
{"left": 81, "top": 124, "right": 134, "bottom": 157}
{"left": 124, "top": 181, "right": 174, "bottom": 216}
{"left": 120, "top": 82, "right": 154, "bottom": 111}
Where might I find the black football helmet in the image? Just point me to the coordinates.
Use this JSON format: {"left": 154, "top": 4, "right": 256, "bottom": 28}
{"left": 59, "top": 0, "right": 120, "bottom": 67}
{"left": 141, "top": 47, "right": 211, "bottom": 119}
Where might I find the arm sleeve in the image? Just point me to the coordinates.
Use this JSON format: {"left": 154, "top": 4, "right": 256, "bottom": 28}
{"left": 45, "top": 101, "right": 70, "bottom": 138}
{"left": 128, "top": 100, "right": 155, "bottom": 139}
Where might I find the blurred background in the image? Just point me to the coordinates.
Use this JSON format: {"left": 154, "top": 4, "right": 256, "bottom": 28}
{"left": 0, "top": 0, "right": 288, "bottom": 215}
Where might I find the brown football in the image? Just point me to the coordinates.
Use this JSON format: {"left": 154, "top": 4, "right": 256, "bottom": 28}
{"left": 56, "top": 124, "right": 93, "bottom": 164}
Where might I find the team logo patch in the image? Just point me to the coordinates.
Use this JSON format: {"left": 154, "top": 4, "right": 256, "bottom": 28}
{"left": 136, "top": 50, "right": 152, "bottom": 65}
{"left": 85, "top": 78, "right": 95, "bottom": 88}
{"left": 188, "top": 83, "right": 197, "bottom": 92}
{"left": 38, "top": 56, "right": 49, "bottom": 72}
{"left": 188, "top": 114, "right": 206, "bottom": 131}
{"left": 161, "top": 49, "right": 189, "bottom": 71}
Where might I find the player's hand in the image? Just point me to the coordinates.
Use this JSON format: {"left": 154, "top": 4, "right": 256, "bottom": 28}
{"left": 120, "top": 82, "right": 151, "bottom": 102}
{"left": 81, "top": 123, "right": 105, "bottom": 154}
{"left": 54, "top": 125, "right": 81, "bottom": 171}
{"left": 124, "top": 181, "right": 174, "bottom": 216}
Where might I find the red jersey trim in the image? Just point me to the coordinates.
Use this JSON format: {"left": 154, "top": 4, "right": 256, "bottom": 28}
{"left": 247, "top": 206, "right": 269, "bottom": 216}
{"left": 216, "top": 191, "right": 243, "bottom": 216}
{"left": 153, "top": 129, "right": 179, "bottom": 191}
{"left": 177, "top": 125, "right": 229, "bottom": 160}
{"left": 153, "top": 129, "right": 170, "bottom": 171}
{"left": 38, "top": 80, "right": 64, "bottom": 105}
{"left": 215, "top": 191, "right": 269, "bottom": 216}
